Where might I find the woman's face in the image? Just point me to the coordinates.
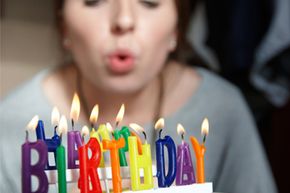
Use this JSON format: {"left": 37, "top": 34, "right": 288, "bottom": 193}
{"left": 63, "top": 0, "right": 177, "bottom": 93}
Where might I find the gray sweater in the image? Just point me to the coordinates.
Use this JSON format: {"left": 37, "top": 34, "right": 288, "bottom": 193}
{"left": 0, "top": 68, "right": 277, "bottom": 193}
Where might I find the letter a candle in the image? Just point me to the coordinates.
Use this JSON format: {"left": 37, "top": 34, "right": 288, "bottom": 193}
{"left": 190, "top": 118, "right": 209, "bottom": 183}
{"left": 128, "top": 123, "right": 153, "bottom": 191}
{"left": 22, "top": 115, "right": 48, "bottom": 193}
{"left": 176, "top": 124, "right": 195, "bottom": 185}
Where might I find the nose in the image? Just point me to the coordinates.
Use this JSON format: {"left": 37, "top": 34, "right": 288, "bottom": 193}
{"left": 111, "top": 1, "right": 135, "bottom": 34}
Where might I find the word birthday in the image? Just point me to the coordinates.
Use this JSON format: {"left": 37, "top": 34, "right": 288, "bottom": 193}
{"left": 22, "top": 93, "right": 209, "bottom": 193}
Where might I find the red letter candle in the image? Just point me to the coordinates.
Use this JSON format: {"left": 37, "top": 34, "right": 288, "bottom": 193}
{"left": 78, "top": 126, "right": 102, "bottom": 193}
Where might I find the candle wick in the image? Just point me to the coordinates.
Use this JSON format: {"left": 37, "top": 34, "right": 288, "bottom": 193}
{"left": 25, "top": 130, "right": 29, "bottom": 141}
{"left": 71, "top": 119, "right": 75, "bottom": 131}
{"left": 142, "top": 131, "right": 147, "bottom": 141}
{"left": 90, "top": 123, "right": 94, "bottom": 131}
{"left": 115, "top": 122, "right": 120, "bottom": 132}
{"left": 158, "top": 129, "right": 163, "bottom": 139}
{"left": 60, "top": 133, "right": 63, "bottom": 144}
{"left": 54, "top": 125, "right": 58, "bottom": 135}
{"left": 202, "top": 134, "right": 207, "bottom": 144}
{"left": 82, "top": 134, "right": 85, "bottom": 144}
{"left": 181, "top": 133, "right": 184, "bottom": 141}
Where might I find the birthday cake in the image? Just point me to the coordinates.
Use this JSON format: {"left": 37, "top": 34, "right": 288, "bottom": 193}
{"left": 22, "top": 94, "right": 212, "bottom": 193}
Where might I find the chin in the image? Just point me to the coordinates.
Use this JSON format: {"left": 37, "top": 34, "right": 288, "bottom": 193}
{"left": 99, "top": 76, "right": 146, "bottom": 95}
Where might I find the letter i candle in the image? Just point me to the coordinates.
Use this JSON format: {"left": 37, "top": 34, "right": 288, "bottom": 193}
{"left": 56, "top": 115, "right": 69, "bottom": 193}
{"left": 67, "top": 93, "right": 82, "bottom": 169}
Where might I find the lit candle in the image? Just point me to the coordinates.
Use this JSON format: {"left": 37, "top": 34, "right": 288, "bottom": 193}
{"left": 22, "top": 115, "right": 48, "bottom": 193}
{"left": 130, "top": 131, "right": 143, "bottom": 154}
{"left": 89, "top": 104, "right": 99, "bottom": 130}
{"left": 78, "top": 126, "right": 102, "bottom": 193}
{"left": 190, "top": 118, "right": 209, "bottom": 183}
{"left": 35, "top": 107, "right": 61, "bottom": 170}
{"left": 128, "top": 123, "right": 154, "bottom": 191}
{"left": 103, "top": 123, "right": 125, "bottom": 193}
{"left": 56, "top": 115, "right": 68, "bottom": 193}
{"left": 113, "top": 104, "right": 131, "bottom": 166}
{"left": 176, "top": 124, "right": 195, "bottom": 185}
{"left": 154, "top": 118, "right": 177, "bottom": 187}
{"left": 89, "top": 105, "right": 110, "bottom": 167}
{"left": 67, "top": 93, "right": 82, "bottom": 169}
{"left": 90, "top": 125, "right": 111, "bottom": 167}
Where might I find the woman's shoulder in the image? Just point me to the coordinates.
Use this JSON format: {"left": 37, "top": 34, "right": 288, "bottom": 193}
{"left": 175, "top": 66, "right": 252, "bottom": 122}
{"left": 0, "top": 69, "right": 52, "bottom": 123}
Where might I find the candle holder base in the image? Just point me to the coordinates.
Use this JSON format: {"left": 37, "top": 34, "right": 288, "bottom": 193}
{"left": 45, "top": 167, "right": 213, "bottom": 193}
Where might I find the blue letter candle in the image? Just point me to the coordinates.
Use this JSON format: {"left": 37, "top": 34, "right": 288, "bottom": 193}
{"left": 155, "top": 135, "right": 177, "bottom": 187}
{"left": 36, "top": 120, "right": 60, "bottom": 170}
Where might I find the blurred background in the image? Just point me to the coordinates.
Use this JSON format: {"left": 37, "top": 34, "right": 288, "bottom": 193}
{"left": 1, "top": 0, "right": 289, "bottom": 192}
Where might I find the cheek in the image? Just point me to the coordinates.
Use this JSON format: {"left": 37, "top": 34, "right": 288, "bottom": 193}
{"left": 63, "top": 5, "right": 109, "bottom": 58}
{"left": 138, "top": 17, "right": 176, "bottom": 69}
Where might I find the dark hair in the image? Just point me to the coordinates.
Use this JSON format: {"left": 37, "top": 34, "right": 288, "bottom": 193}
{"left": 54, "top": 0, "right": 206, "bottom": 67}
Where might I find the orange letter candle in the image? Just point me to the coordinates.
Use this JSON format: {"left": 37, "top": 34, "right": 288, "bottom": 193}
{"left": 102, "top": 138, "right": 125, "bottom": 193}
{"left": 190, "top": 118, "right": 209, "bottom": 183}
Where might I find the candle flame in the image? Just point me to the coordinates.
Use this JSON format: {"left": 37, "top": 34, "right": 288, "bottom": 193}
{"left": 154, "top": 118, "right": 164, "bottom": 130}
{"left": 81, "top": 125, "right": 90, "bottom": 137}
{"left": 58, "top": 115, "right": 68, "bottom": 135}
{"left": 177, "top": 123, "right": 186, "bottom": 135}
{"left": 70, "top": 93, "right": 80, "bottom": 122}
{"left": 106, "top": 122, "right": 113, "bottom": 133}
{"left": 116, "top": 104, "right": 125, "bottom": 124}
{"left": 129, "top": 123, "right": 144, "bottom": 133}
{"left": 89, "top": 104, "right": 99, "bottom": 125}
{"left": 26, "top": 115, "right": 39, "bottom": 131}
{"left": 51, "top": 106, "right": 60, "bottom": 126}
{"left": 201, "top": 118, "right": 209, "bottom": 136}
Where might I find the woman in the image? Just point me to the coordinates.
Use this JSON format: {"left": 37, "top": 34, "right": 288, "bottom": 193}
{"left": 0, "top": 0, "right": 277, "bottom": 192}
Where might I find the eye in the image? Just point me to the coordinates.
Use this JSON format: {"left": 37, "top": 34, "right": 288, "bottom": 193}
{"left": 84, "top": 0, "right": 104, "bottom": 6}
{"left": 140, "top": 0, "right": 160, "bottom": 9}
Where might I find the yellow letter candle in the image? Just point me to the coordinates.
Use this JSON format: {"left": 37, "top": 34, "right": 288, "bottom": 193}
{"left": 90, "top": 124, "right": 111, "bottom": 167}
{"left": 129, "top": 123, "right": 154, "bottom": 191}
